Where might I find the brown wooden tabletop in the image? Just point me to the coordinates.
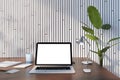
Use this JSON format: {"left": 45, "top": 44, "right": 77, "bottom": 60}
{"left": 0, "top": 57, "right": 119, "bottom": 80}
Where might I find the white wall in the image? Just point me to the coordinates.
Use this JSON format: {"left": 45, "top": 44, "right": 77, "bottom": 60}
{"left": 0, "top": 0, "right": 120, "bottom": 77}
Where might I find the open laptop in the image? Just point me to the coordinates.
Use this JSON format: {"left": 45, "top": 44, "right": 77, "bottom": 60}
{"left": 29, "top": 42, "right": 75, "bottom": 74}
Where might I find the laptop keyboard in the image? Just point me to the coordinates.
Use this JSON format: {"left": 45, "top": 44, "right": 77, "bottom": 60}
{"left": 35, "top": 67, "right": 70, "bottom": 70}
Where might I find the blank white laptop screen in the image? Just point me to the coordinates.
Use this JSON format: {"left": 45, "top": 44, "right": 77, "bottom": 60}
{"left": 36, "top": 43, "right": 72, "bottom": 65}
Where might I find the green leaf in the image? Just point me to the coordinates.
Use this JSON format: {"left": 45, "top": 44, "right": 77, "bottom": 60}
{"left": 100, "top": 46, "right": 110, "bottom": 53}
{"left": 89, "top": 50, "right": 98, "bottom": 54}
{"left": 111, "top": 42, "right": 120, "bottom": 47}
{"left": 108, "top": 37, "right": 120, "bottom": 43}
{"left": 85, "top": 34, "right": 99, "bottom": 41}
{"left": 102, "top": 24, "right": 111, "bottom": 30}
{"left": 82, "top": 26, "right": 94, "bottom": 34}
{"left": 87, "top": 6, "right": 102, "bottom": 29}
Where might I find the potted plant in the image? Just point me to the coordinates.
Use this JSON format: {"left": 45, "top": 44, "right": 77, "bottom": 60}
{"left": 82, "top": 6, "right": 120, "bottom": 67}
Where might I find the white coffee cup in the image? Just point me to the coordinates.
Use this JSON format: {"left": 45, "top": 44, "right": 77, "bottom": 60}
{"left": 25, "top": 53, "right": 32, "bottom": 63}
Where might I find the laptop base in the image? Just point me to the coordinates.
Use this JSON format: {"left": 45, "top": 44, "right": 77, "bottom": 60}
{"left": 29, "top": 66, "right": 75, "bottom": 74}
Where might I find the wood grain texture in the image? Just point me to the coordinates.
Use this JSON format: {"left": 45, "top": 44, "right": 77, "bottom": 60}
{"left": 0, "top": 58, "right": 119, "bottom": 80}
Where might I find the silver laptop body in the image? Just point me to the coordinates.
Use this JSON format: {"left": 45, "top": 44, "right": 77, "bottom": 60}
{"left": 29, "top": 42, "right": 75, "bottom": 74}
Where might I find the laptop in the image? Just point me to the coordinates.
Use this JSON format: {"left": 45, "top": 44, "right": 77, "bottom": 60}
{"left": 29, "top": 42, "right": 75, "bottom": 74}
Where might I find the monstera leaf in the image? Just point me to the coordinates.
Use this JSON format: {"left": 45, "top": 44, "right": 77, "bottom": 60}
{"left": 87, "top": 6, "right": 102, "bottom": 29}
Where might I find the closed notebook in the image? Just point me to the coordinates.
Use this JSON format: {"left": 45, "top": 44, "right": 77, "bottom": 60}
{"left": 14, "top": 63, "right": 32, "bottom": 68}
{"left": 0, "top": 61, "right": 21, "bottom": 67}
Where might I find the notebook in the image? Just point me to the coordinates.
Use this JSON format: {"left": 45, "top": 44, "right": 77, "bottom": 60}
{"left": 29, "top": 42, "right": 75, "bottom": 74}
{"left": 0, "top": 61, "right": 21, "bottom": 67}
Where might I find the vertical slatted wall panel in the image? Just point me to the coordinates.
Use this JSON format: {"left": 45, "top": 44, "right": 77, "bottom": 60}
{"left": 0, "top": 0, "right": 120, "bottom": 77}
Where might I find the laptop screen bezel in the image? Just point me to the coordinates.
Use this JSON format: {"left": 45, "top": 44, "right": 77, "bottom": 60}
{"left": 35, "top": 42, "right": 72, "bottom": 66}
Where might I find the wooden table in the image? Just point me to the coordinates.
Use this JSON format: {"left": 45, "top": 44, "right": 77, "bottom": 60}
{"left": 0, "top": 58, "right": 119, "bottom": 80}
